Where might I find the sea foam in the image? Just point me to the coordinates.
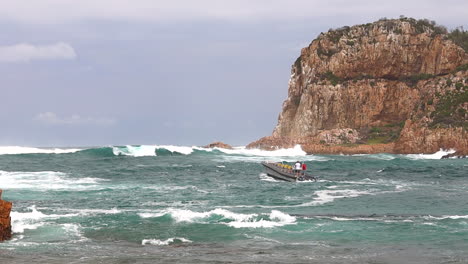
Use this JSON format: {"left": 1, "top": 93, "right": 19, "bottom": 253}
{"left": 0, "top": 146, "right": 81, "bottom": 155}
{"left": 405, "top": 148, "right": 456, "bottom": 160}
{"left": 139, "top": 208, "right": 296, "bottom": 228}
{"left": 10, "top": 206, "right": 47, "bottom": 233}
{"left": 142, "top": 237, "right": 192, "bottom": 246}
{"left": 0, "top": 170, "right": 104, "bottom": 190}
{"left": 112, "top": 145, "right": 157, "bottom": 157}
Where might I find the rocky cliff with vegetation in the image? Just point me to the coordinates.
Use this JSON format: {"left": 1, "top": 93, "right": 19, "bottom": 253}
{"left": 248, "top": 18, "right": 468, "bottom": 155}
{"left": 0, "top": 190, "right": 12, "bottom": 241}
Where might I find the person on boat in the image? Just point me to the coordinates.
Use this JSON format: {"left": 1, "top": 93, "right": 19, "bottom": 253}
{"left": 301, "top": 162, "right": 307, "bottom": 176}
{"left": 294, "top": 161, "right": 302, "bottom": 176}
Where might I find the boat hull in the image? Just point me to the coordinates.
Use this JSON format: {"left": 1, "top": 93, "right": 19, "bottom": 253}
{"left": 261, "top": 162, "right": 316, "bottom": 182}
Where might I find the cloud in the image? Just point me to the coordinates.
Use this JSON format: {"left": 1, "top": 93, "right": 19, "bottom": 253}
{"left": 1, "top": 0, "right": 467, "bottom": 25}
{"left": 0, "top": 42, "right": 76, "bottom": 63}
{"left": 35, "top": 112, "right": 116, "bottom": 126}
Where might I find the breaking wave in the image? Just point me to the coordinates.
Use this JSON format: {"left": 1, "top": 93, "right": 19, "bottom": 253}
{"left": 0, "top": 144, "right": 316, "bottom": 159}
{"left": 405, "top": 148, "right": 456, "bottom": 160}
{"left": 0, "top": 146, "right": 81, "bottom": 155}
{"left": 138, "top": 208, "right": 296, "bottom": 228}
{"left": 0, "top": 170, "right": 106, "bottom": 190}
{"left": 142, "top": 237, "right": 192, "bottom": 246}
{"left": 10, "top": 205, "right": 121, "bottom": 234}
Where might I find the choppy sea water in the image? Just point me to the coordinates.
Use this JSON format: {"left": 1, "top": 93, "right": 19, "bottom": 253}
{"left": 0, "top": 145, "right": 467, "bottom": 264}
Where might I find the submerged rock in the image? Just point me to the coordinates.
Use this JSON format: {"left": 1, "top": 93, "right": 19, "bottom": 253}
{"left": 441, "top": 151, "right": 467, "bottom": 159}
{"left": 249, "top": 18, "right": 468, "bottom": 155}
{"left": 0, "top": 190, "right": 12, "bottom": 241}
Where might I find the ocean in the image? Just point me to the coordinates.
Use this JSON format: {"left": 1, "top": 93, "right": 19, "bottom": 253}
{"left": 0, "top": 145, "right": 467, "bottom": 264}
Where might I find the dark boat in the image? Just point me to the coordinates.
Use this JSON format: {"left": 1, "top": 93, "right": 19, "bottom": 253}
{"left": 261, "top": 162, "right": 317, "bottom": 182}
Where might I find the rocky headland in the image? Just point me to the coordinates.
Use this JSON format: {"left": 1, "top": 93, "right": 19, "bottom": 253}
{"left": 0, "top": 189, "right": 12, "bottom": 241}
{"left": 248, "top": 18, "right": 468, "bottom": 155}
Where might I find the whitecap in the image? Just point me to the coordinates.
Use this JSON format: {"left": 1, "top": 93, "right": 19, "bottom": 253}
{"left": 138, "top": 212, "right": 168, "bottom": 218}
{"left": 158, "top": 145, "right": 194, "bottom": 155}
{"left": 112, "top": 145, "right": 157, "bottom": 157}
{"left": 142, "top": 237, "right": 192, "bottom": 246}
{"left": 349, "top": 153, "right": 396, "bottom": 160}
{"left": 10, "top": 206, "right": 47, "bottom": 233}
{"left": 0, "top": 146, "right": 81, "bottom": 155}
{"left": 425, "top": 215, "right": 468, "bottom": 220}
{"left": 302, "top": 189, "right": 372, "bottom": 206}
{"left": 10, "top": 206, "right": 120, "bottom": 234}
{"left": 138, "top": 208, "right": 296, "bottom": 228}
{"left": 405, "top": 148, "right": 456, "bottom": 160}
{"left": 217, "top": 145, "right": 306, "bottom": 157}
{"left": 61, "top": 223, "right": 89, "bottom": 242}
{"left": 0, "top": 170, "right": 105, "bottom": 190}
{"left": 259, "top": 173, "right": 279, "bottom": 182}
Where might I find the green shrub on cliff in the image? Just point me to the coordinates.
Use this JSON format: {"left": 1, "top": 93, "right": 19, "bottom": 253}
{"left": 294, "top": 56, "right": 302, "bottom": 73}
{"left": 430, "top": 89, "right": 468, "bottom": 129}
{"left": 322, "top": 71, "right": 342, "bottom": 86}
{"left": 448, "top": 27, "right": 468, "bottom": 53}
{"left": 454, "top": 64, "right": 468, "bottom": 73}
{"left": 397, "top": 17, "right": 447, "bottom": 35}
{"left": 402, "top": 73, "right": 434, "bottom": 86}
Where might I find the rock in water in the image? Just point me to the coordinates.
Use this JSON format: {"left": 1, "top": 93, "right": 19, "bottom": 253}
{"left": 203, "top": 142, "right": 233, "bottom": 149}
{"left": 248, "top": 18, "right": 468, "bottom": 155}
{"left": 0, "top": 190, "right": 12, "bottom": 241}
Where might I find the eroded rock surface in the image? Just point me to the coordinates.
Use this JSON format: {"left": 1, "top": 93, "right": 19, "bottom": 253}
{"left": 248, "top": 18, "right": 468, "bottom": 155}
{"left": 0, "top": 190, "right": 12, "bottom": 241}
{"left": 203, "top": 142, "right": 233, "bottom": 149}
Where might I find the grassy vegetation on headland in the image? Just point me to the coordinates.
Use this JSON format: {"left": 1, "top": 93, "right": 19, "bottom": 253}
{"left": 448, "top": 27, "right": 468, "bottom": 53}
{"left": 319, "top": 16, "right": 468, "bottom": 53}
{"left": 430, "top": 88, "right": 468, "bottom": 129}
{"left": 365, "top": 122, "right": 405, "bottom": 144}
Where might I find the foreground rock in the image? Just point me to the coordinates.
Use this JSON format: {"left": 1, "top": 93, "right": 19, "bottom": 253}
{"left": 0, "top": 190, "right": 12, "bottom": 241}
{"left": 248, "top": 18, "right": 468, "bottom": 155}
{"left": 203, "top": 142, "right": 233, "bottom": 149}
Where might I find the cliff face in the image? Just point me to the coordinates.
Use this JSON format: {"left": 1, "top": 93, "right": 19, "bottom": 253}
{"left": 248, "top": 18, "right": 468, "bottom": 154}
{"left": 0, "top": 190, "right": 12, "bottom": 241}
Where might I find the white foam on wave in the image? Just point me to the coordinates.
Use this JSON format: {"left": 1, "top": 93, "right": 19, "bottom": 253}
{"left": 138, "top": 211, "right": 168, "bottom": 218}
{"left": 259, "top": 173, "right": 279, "bottom": 182}
{"left": 350, "top": 153, "right": 396, "bottom": 160}
{"left": 0, "top": 146, "right": 81, "bottom": 155}
{"left": 425, "top": 215, "right": 468, "bottom": 220}
{"left": 139, "top": 208, "right": 296, "bottom": 228}
{"left": 303, "top": 189, "right": 372, "bottom": 206}
{"left": 228, "top": 210, "right": 296, "bottom": 228}
{"left": 112, "top": 145, "right": 157, "bottom": 157}
{"left": 142, "top": 237, "right": 192, "bottom": 246}
{"left": 159, "top": 145, "right": 194, "bottom": 155}
{"left": 213, "top": 145, "right": 330, "bottom": 163}
{"left": 111, "top": 145, "right": 196, "bottom": 157}
{"left": 62, "top": 207, "right": 121, "bottom": 216}
{"left": 0, "top": 170, "right": 105, "bottom": 190}
{"left": 405, "top": 148, "right": 456, "bottom": 160}
{"left": 61, "top": 223, "right": 88, "bottom": 242}
{"left": 108, "top": 144, "right": 333, "bottom": 161}
{"left": 10, "top": 206, "right": 79, "bottom": 233}
{"left": 217, "top": 145, "right": 306, "bottom": 157}
{"left": 11, "top": 206, "right": 122, "bottom": 234}
{"left": 10, "top": 206, "right": 47, "bottom": 233}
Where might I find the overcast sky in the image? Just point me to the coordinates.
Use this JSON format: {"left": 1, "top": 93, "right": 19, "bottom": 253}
{"left": 1, "top": 0, "right": 467, "bottom": 147}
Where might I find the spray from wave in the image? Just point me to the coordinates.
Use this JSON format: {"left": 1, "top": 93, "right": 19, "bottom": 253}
{"left": 0, "top": 146, "right": 81, "bottom": 155}
{"left": 405, "top": 149, "right": 456, "bottom": 160}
